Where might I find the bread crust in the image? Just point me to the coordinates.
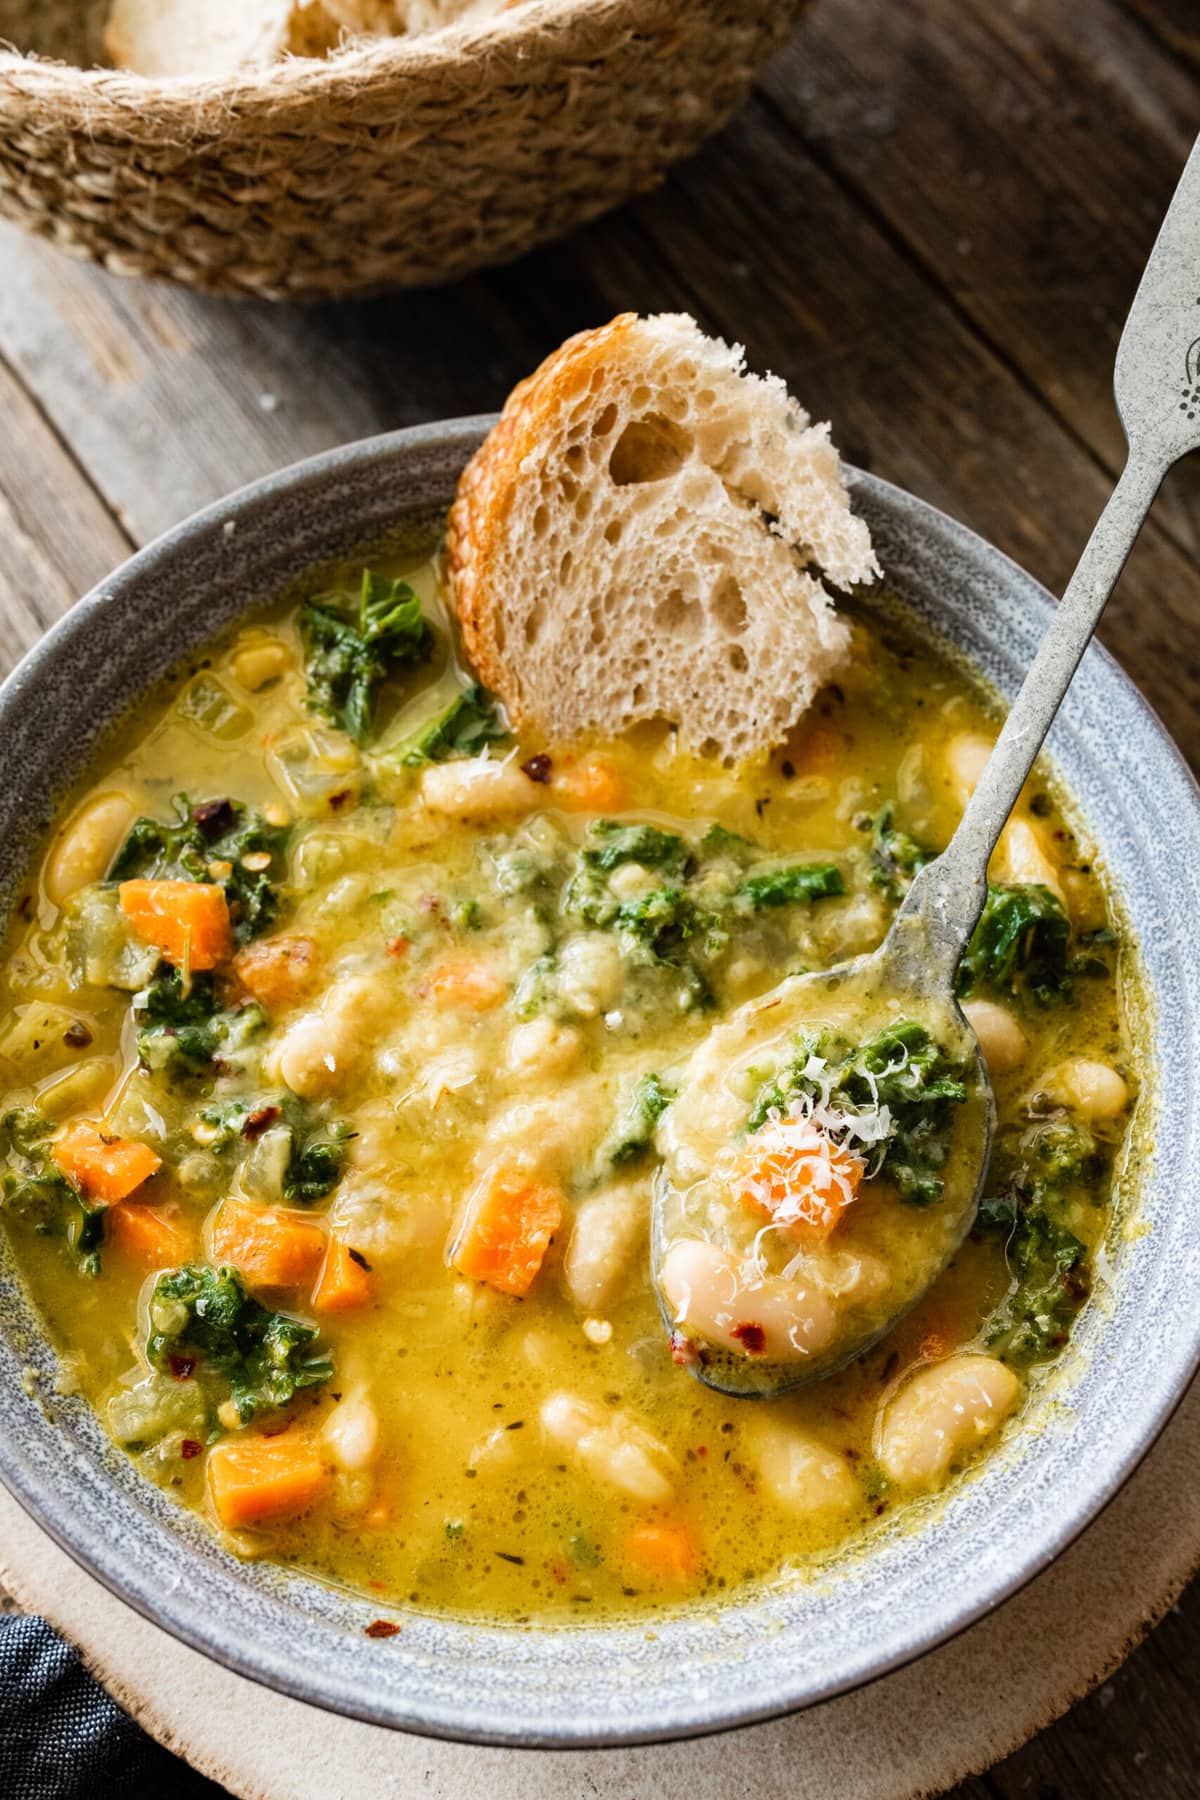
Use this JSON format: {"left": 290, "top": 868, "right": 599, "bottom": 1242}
{"left": 446, "top": 311, "right": 874, "bottom": 758}
{"left": 447, "top": 314, "right": 638, "bottom": 723}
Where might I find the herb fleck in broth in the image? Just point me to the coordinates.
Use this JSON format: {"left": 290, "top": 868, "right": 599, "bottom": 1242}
{"left": 0, "top": 544, "right": 1138, "bottom": 1620}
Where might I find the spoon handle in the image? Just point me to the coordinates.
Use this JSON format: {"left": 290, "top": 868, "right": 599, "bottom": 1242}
{"left": 895, "top": 130, "right": 1200, "bottom": 986}
{"left": 898, "top": 447, "right": 1164, "bottom": 984}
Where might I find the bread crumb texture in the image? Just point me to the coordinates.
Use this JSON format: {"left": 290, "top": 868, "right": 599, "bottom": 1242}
{"left": 448, "top": 313, "right": 880, "bottom": 765}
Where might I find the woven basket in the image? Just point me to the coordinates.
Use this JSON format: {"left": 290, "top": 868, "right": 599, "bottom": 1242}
{"left": 0, "top": 0, "right": 804, "bottom": 301}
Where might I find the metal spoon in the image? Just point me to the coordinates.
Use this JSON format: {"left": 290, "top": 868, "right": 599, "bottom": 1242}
{"left": 651, "top": 132, "right": 1200, "bottom": 1398}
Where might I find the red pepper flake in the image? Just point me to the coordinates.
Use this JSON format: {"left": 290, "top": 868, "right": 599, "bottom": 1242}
{"left": 386, "top": 936, "right": 410, "bottom": 959}
{"left": 364, "top": 1620, "right": 401, "bottom": 1639}
{"left": 546, "top": 1557, "right": 569, "bottom": 1586}
{"left": 367, "top": 1579, "right": 386, "bottom": 1592}
{"left": 730, "top": 1322, "right": 767, "bottom": 1355}
{"left": 169, "top": 1355, "right": 196, "bottom": 1381}
{"left": 180, "top": 1439, "right": 203, "bottom": 1460}
{"left": 192, "top": 798, "right": 237, "bottom": 839}
{"left": 696, "top": 1444, "right": 708, "bottom": 1459}
{"left": 418, "top": 894, "right": 442, "bottom": 915}
{"left": 242, "top": 1104, "right": 281, "bottom": 1142}
{"left": 521, "top": 753, "right": 553, "bottom": 784}
{"left": 669, "top": 1331, "right": 700, "bottom": 1367}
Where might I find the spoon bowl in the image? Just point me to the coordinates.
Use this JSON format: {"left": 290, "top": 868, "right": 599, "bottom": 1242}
{"left": 651, "top": 917, "right": 994, "bottom": 1398}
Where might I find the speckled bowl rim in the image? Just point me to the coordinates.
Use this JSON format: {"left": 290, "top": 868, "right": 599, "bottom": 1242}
{"left": 0, "top": 419, "right": 1196, "bottom": 1749}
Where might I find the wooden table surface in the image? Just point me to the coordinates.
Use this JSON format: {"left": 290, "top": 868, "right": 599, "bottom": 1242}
{"left": 1, "top": 0, "right": 1197, "bottom": 1793}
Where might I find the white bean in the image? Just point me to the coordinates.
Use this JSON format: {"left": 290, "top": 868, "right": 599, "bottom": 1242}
{"left": 659, "top": 1238, "right": 836, "bottom": 1363}
{"left": 233, "top": 636, "right": 289, "bottom": 692}
{"left": 321, "top": 1391, "right": 380, "bottom": 1473}
{"left": 961, "top": 999, "right": 1028, "bottom": 1077}
{"left": 556, "top": 933, "right": 624, "bottom": 1018}
{"left": 991, "top": 817, "right": 1065, "bottom": 906}
{"left": 268, "top": 976, "right": 381, "bottom": 1096}
{"left": 563, "top": 1182, "right": 646, "bottom": 1312}
{"left": 1041, "top": 1058, "right": 1129, "bottom": 1122}
{"left": 331, "top": 1179, "right": 449, "bottom": 1266}
{"left": 483, "top": 1088, "right": 604, "bottom": 1174}
{"left": 877, "top": 1353, "right": 1021, "bottom": 1490}
{"left": 607, "top": 862, "right": 658, "bottom": 902}
{"left": 420, "top": 756, "right": 540, "bottom": 821}
{"left": 44, "top": 792, "right": 136, "bottom": 906}
{"left": 540, "top": 1392, "right": 677, "bottom": 1505}
{"left": 506, "top": 1016, "right": 582, "bottom": 1078}
{"left": 944, "top": 731, "right": 994, "bottom": 808}
{"left": 751, "top": 1420, "right": 859, "bottom": 1519}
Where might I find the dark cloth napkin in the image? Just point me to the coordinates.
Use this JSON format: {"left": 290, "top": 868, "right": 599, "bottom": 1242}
{"left": 0, "top": 1614, "right": 226, "bottom": 1798}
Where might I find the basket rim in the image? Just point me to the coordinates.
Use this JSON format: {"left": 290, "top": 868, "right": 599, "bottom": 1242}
{"left": 0, "top": 0, "right": 742, "bottom": 109}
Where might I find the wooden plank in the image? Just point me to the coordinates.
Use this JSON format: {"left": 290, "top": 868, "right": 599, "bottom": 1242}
{"left": 759, "top": 0, "right": 1200, "bottom": 558}
{"left": 0, "top": 353, "right": 132, "bottom": 674}
{"left": 1122, "top": 0, "right": 1200, "bottom": 74}
{"left": 0, "top": 224, "right": 588, "bottom": 549}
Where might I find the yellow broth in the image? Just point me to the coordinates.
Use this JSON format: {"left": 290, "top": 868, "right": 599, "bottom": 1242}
{"left": 0, "top": 547, "right": 1139, "bottom": 1621}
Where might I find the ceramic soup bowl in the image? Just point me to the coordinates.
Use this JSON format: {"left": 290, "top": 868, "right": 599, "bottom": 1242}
{"left": 0, "top": 420, "right": 1196, "bottom": 1745}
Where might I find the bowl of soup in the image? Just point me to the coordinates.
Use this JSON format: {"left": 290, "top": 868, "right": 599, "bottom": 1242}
{"left": 0, "top": 419, "right": 1195, "bottom": 1745}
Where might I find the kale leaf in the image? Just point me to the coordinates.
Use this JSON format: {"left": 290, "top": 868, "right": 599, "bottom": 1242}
{"left": 869, "top": 806, "right": 935, "bottom": 900}
{"left": 284, "top": 1119, "right": 355, "bottom": 1205}
{"left": 972, "top": 1115, "right": 1105, "bottom": 1362}
{"left": 195, "top": 1096, "right": 352, "bottom": 1203}
{"left": 299, "top": 570, "right": 432, "bottom": 745}
{"left": 112, "top": 793, "right": 290, "bottom": 945}
{"left": 560, "top": 820, "right": 844, "bottom": 1014}
{"left": 396, "top": 681, "right": 507, "bottom": 766}
{"left": 147, "top": 1263, "right": 333, "bottom": 1424}
{"left": 734, "top": 862, "right": 844, "bottom": 910}
{"left": 0, "top": 1108, "right": 106, "bottom": 1275}
{"left": 611, "top": 888, "right": 718, "bottom": 1009}
{"left": 957, "top": 882, "right": 1072, "bottom": 1005}
{"left": 746, "top": 1020, "right": 969, "bottom": 1205}
{"left": 582, "top": 822, "right": 691, "bottom": 879}
{"left": 134, "top": 969, "right": 266, "bottom": 1080}
{"left": 606, "top": 1073, "right": 676, "bottom": 1167}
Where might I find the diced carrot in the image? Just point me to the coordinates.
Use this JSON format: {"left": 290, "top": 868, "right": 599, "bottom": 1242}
{"left": 624, "top": 1520, "right": 699, "bottom": 1582}
{"left": 209, "top": 1196, "right": 325, "bottom": 1291}
{"left": 553, "top": 754, "right": 628, "bottom": 813}
{"left": 312, "top": 1237, "right": 373, "bottom": 1313}
{"left": 425, "top": 956, "right": 506, "bottom": 1010}
{"left": 108, "top": 1201, "right": 194, "bottom": 1267}
{"left": 119, "top": 879, "right": 232, "bottom": 971}
{"left": 726, "top": 1117, "right": 864, "bottom": 1238}
{"left": 232, "top": 934, "right": 318, "bottom": 1008}
{"left": 787, "top": 721, "right": 843, "bottom": 778}
{"left": 450, "top": 1166, "right": 564, "bottom": 1298}
{"left": 52, "top": 1122, "right": 161, "bottom": 1204}
{"left": 208, "top": 1432, "right": 330, "bottom": 1529}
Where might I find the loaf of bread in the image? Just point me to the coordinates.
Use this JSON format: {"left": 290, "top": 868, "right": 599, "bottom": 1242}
{"left": 447, "top": 312, "right": 879, "bottom": 764}
{"left": 104, "top": 0, "right": 340, "bottom": 74}
{"left": 104, "top": 0, "right": 511, "bottom": 75}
